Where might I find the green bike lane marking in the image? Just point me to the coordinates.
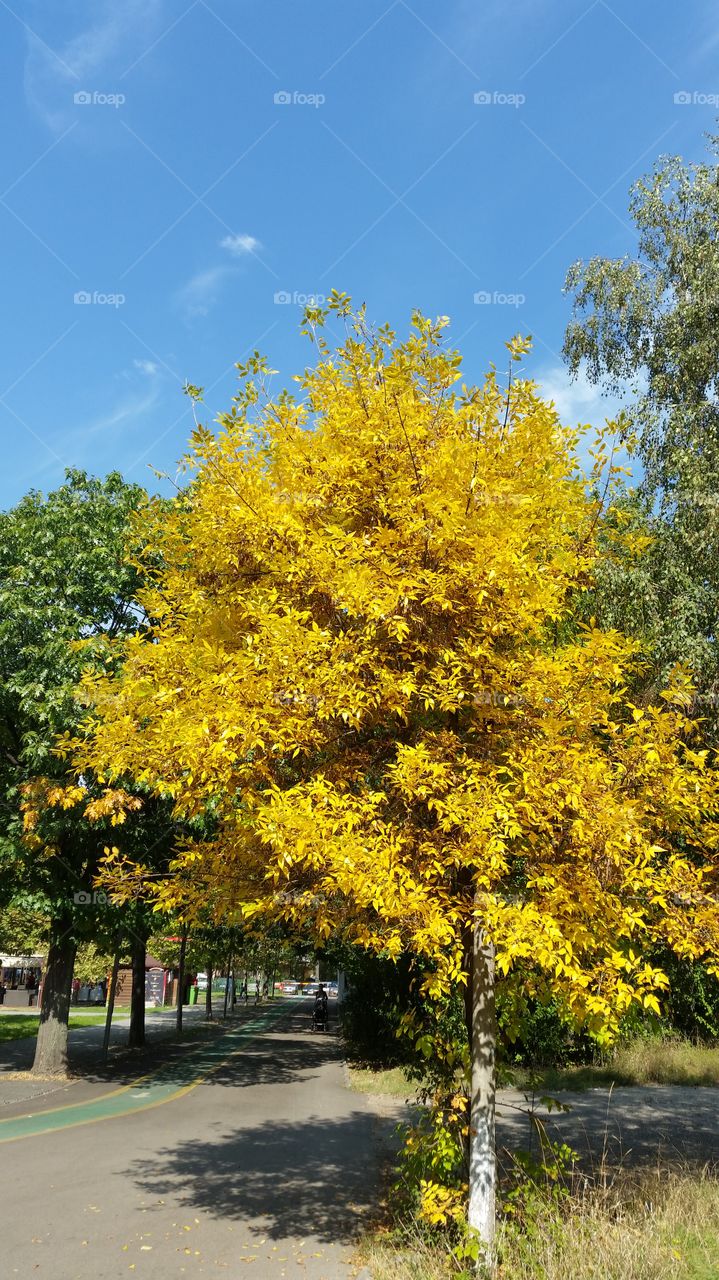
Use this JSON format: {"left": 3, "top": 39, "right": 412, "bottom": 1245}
{"left": 0, "top": 1000, "right": 292, "bottom": 1144}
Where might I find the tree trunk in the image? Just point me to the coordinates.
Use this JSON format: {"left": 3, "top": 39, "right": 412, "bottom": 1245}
{"left": 222, "top": 944, "right": 233, "bottom": 1019}
{"left": 128, "top": 935, "right": 146, "bottom": 1048}
{"left": 102, "top": 944, "right": 121, "bottom": 1063}
{"left": 32, "top": 920, "right": 76, "bottom": 1076}
{"left": 205, "top": 965, "right": 213, "bottom": 1020}
{"left": 467, "top": 922, "right": 497, "bottom": 1260}
{"left": 176, "top": 927, "right": 187, "bottom": 1035}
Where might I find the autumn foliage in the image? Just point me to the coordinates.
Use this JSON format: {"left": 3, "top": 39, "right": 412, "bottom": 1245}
{"left": 68, "top": 299, "right": 719, "bottom": 1044}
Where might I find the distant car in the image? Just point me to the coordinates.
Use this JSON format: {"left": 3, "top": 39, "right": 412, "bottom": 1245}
{"left": 303, "top": 982, "right": 337, "bottom": 997}
{"left": 279, "top": 981, "right": 300, "bottom": 994}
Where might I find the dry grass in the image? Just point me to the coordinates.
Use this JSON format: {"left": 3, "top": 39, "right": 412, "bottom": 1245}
{"left": 357, "top": 1167, "right": 719, "bottom": 1280}
{"left": 510, "top": 1037, "right": 719, "bottom": 1092}
{"left": 607, "top": 1038, "right": 719, "bottom": 1088}
{"left": 347, "top": 1064, "right": 418, "bottom": 1098}
{"left": 349, "top": 1038, "right": 719, "bottom": 1100}
{"left": 497, "top": 1167, "right": 719, "bottom": 1279}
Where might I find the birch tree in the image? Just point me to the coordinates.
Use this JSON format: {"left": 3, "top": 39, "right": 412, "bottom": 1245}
{"left": 564, "top": 132, "right": 719, "bottom": 708}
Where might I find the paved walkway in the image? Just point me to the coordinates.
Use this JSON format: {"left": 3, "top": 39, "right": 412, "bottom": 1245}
{"left": 1, "top": 1001, "right": 382, "bottom": 1280}
{"left": 496, "top": 1083, "right": 719, "bottom": 1168}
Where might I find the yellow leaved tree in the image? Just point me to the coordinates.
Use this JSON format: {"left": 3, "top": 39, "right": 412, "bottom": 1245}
{"left": 69, "top": 298, "right": 719, "bottom": 1253}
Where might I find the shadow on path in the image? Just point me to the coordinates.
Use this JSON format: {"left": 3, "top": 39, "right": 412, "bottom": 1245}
{"left": 124, "top": 1001, "right": 385, "bottom": 1244}
{"left": 496, "top": 1086, "right": 719, "bottom": 1169}
{"left": 128, "top": 1110, "right": 380, "bottom": 1244}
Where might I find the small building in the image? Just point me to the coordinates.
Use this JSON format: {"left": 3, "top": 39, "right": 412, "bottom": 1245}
{"left": 114, "top": 954, "right": 168, "bottom": 1007}
{"left": 0, "top": 952, "right": 44, "bottom": 988}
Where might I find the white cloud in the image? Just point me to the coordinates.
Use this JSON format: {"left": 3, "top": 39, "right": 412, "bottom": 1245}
{"left": 535, "top": 364, "right": 628, "bottom": 428}
{"left": 133, "top": 358, "right": 159, "bottom": 376}
{"left": 69, "top": 384, "right": 162, "bottom": 444}
{"left": 24, "top": 0, "right": 164, "bottom": 129}
{"left": 535, "top": 363, "right": 640, "bottom": 480}
{"left": 220, "top": 233, "right": 261, "bottom": 257}
{"left": 175, "top": 265, "right": 234, "bottom": 319}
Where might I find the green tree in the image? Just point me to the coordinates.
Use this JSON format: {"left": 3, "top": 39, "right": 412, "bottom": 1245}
{"left": 0, "top": 469, "right": 150, "bottom": 1073}
{"left": 564, "top": 133, "right": 719, "bottom": 706}
{"left": 73, "top": 941, "right": 115, "bottom": 985}
{"left": 0, "top": 905, "right": 48, "bottom": 955}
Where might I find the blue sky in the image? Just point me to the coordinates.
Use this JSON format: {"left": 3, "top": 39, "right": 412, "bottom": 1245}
{"left": 2, "top": 0, "right": 717, "bottom": 507}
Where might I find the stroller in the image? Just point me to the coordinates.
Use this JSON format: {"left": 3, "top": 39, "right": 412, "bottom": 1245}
{"left": 311, "top": 988, "right": 328, "bottom": 1032}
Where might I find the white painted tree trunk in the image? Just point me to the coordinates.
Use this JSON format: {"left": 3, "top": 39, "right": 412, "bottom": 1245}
{"left": 467, "top": 924, "right": 497, "bottom": 1261}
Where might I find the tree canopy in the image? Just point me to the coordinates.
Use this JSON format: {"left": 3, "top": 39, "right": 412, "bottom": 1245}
{"left": 70, "top": 304, "right": 719, "bottom": 1039}
{"left": 564, "top": 134, "right": 719, "bottom": 702}
{"left": 1, "top": 468, "right": 148, "bottom": 912}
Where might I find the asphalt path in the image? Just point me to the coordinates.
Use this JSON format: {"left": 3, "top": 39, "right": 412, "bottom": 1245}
{"left": 496, "top": 1082, "right": 719, "bottom": 1168}
{"left": 1, "top": 999, "right": 381, "bottom": 1280}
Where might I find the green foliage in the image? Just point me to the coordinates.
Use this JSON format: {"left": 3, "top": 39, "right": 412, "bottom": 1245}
{"left": 0, "top": 468, "right": 182, "bottom": 1071}
{"left": 564, "top": 133, "right": 719, "bottom": 706}
{"left": 657, "top": 951, "right": 719, "bottom": 1041}
{"left": 499, "top": 991, "right": 590, "bottom": 1072}
{"left": 0, "top": 469, "right": 146, "bottom": 775}
{"left": 148, "top": 920, "right": 301, "bottom": 987}
{"left": 395, "top": 1102, "right": 469, "bottom": 1221}
{"left": 502, "top": 1133, "right": 577, "bottom": 1237}
{"left": 338, "top": 946, "right": 417, "bottom": 1068}
{"left": 0, "top": 905, "right": 49, "bottom": 954}
{"left": 0, "top": 469, "right": 150, "bottom": 920}
{"left": 73, "top": 941, "right": 115, "bottom": 983}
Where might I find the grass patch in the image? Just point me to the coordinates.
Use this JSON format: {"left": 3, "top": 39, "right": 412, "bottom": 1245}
{"left": 358, "top": 1166, "right": 719, "bottom": 1279}
{"left": 348, "top": 1064, "right": 419, "bottom": 1098}
{"left": 509, "top": 1037, "right": 719, "bottom": 1092}
{"left": 0, "top": 1008, "right": 133, "bottom": 1042}
{"left": 0, "top": 1016, "right": 41, "bottom": 1043}
{"left": 70, "top": 1004, "right": 131, "bottom": 1016}
{"left": 348, "top": 1037, "right": 719, "bottom": 1100}
{"left": 68, "top": 1014, "right": 118, "bottom": 1028}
